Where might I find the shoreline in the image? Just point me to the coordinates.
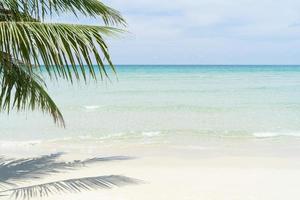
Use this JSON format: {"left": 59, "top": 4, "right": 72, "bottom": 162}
{"left": 2, "top": 134, "right": 300, "bottom": 157}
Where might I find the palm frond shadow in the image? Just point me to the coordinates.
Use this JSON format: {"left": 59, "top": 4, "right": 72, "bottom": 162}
{"left": 0, "top": 153, "right": 141, "bottom": 199}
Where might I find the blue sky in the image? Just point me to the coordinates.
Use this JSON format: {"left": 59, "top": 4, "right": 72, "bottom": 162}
{"left": 58, "top": 0, "right": 300, "bottom": 64}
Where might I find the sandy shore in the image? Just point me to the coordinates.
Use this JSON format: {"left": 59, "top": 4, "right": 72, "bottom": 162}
{"left": 2, "top": 137, "right": 300, "bottom": 200}
{"left": 39, "top": 157, "right": 300, "bottom": 200}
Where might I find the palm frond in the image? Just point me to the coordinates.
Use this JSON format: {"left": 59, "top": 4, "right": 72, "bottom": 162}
{"left": 0, "top": 22, "right": 121, "bottom": 82}
{"left": 0, "top": 0, "right": 126, "bottom": 124}
{"left": 0, "top": 61, "right": 65, "bottom": 126}
{"left": 0, "top": 0, "right": 126, "bottom": 25}
{"left": 3, "top": 175, "right": 140, "bottom": 199}
{"left": 0, "top": 6, "right": 38, "bottom": 22}
{"left": 0, "top": 22, "right": 123, "bottom": 123}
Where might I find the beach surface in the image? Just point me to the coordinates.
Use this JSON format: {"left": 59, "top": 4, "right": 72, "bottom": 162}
{"left": 2, "top": 137, "right": 300, "bottom": 200}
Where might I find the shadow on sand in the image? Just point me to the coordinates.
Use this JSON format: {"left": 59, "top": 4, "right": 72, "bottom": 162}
{"left": 0, "top": 153, "right": 141, "bottom": 199}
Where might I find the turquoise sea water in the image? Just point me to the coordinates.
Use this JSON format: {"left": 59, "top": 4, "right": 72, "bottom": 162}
{"left": 1, "top": 65, "right": 300, "bottom": 143}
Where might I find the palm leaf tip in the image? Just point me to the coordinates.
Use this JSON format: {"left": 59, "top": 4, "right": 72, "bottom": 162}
{"left": 0, "top": 63, "right": 65, "bottom": 127}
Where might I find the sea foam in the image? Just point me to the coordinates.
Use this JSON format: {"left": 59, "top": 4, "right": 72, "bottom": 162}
{"left": 0, "top": 140, "right": 42, "bottom": 149}
{"left": 83, "top": 105, "right": 100, "bottom": 110}
{"left": 141, "top": 131, "right": 161, "bottom": 137}
{"left": 253, "top": 132, "right": 300, "bottom": 138}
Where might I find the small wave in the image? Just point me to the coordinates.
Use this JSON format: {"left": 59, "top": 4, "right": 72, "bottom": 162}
{"left": 253, "top": 132, "right": 300, "bottom": 138}
{"left": 0, "top": 140, "right": 42, "bottom": 149}
{"left": 142, "top": 131, "right": 161, "bottom": 137}
{"left": 83, "top": 105, "right": 100, "bottom": 110}
{"left": 96, "top": 132, "right": 128, "bottom": 140}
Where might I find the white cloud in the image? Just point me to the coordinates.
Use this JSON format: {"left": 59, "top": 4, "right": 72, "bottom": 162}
{"left": 67, "top": 0, "right": 300, "bottom": 64}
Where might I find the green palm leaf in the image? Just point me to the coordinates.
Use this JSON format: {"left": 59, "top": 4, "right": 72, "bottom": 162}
{"left": 0, "top": 22, "right": 122, "bottom": 81}
{"left": 0, "top": 0, "right": 126, "bottom": 125}
{"left": 0, "top": 61, "right": 64, "bottom": 126}
{"left": 0, "top": 0, "right": 126, "bottom": 25}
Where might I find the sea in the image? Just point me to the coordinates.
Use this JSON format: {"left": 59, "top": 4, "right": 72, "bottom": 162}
{"left": 1, "top": 65, "right": 300, "bottom": 150}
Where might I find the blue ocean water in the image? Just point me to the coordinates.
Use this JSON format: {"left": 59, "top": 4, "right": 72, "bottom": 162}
{"left": 1, "top": 65, "right": 300, "bottom": 142}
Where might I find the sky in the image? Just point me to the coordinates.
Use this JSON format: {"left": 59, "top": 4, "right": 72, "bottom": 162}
{"left": 60, "top": 0, "right": 300, "bottom": 64}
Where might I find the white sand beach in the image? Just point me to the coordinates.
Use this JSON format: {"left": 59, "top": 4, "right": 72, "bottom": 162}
{"left": 3, "top": 137, "right": 300, "bottom": 200}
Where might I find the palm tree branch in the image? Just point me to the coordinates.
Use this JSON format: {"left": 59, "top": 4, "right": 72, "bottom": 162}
{"left": 0, "top": 22, "right": 123, "bottom": 82}
{"left": 0, "top": 61, "right": 65, "bottom": 126}
{"left": 0, "top": 0, "right": 126, "bottom": 25}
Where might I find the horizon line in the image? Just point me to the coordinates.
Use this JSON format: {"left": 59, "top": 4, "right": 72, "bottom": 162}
{"left": 112, "top": 64, "right": 300, "bottom": 66}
